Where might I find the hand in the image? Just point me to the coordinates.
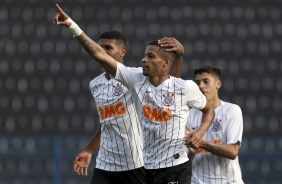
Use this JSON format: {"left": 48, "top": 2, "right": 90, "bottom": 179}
{"left": 185, "top": 125, "right": 203, "bottom": 149}
{"left": 73, "top": 151, "right": 92, "bottom": 176}
{"left": 53, "top": 4, "right": 71, "bottom": 27}
{"left": 158, "top": 37, "right": 184, "bottom": 57}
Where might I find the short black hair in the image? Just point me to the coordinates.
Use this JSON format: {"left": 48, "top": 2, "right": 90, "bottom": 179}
{"left": 147, "top": 40, "right": 159, "bottom": 47}
{"left": 147, "top": 40, "right": 176, "bottom": 61}
{"left": 194, "top": 65, "right": 222, "bottom": 80}
{"left": 99, "top": 30, "right": 126, "bottom": 46}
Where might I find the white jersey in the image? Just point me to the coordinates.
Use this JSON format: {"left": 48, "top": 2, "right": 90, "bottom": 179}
{"left": 89, "top": 72, "right": 144, "bottom": 171}
{"left": 187, "top": 101, "right": 244, "bottom": 184}
{"left": 115, "top": 63, "right": 206, "bottom": 169}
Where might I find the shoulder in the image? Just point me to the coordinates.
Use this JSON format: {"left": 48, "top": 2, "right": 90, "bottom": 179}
{"left": 221, "top": 101, "right": 242, "bottom": 114}
{"left": 171, "top": 77, "right": 197, "bottom": 88}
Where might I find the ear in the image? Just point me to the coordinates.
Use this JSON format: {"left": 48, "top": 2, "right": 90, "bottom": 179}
{"left": 165, "top": 58, "right": 172, "bottom": 68}
{"left": 121, "top": 47, "right": 126, "bottom": 57}
{"left": 216, "top": 80, "right": 222, "bottom": 89}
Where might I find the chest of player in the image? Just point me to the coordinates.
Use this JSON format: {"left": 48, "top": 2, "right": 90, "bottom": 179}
{"left": 136, "top": 85, "right": 187, "bottom": 123}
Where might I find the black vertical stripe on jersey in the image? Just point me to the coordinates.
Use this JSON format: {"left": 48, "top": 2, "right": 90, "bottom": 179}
{"left": 154, "top": 87, "right": 160, "bottom": 168}
{"left": 136, "top": 79, "right": 152, "bottom": 166}
{"left": 172, "top": 82, "right": 181, "bottom": 167}
{"left": 220, "top": 107, "right": 225, "bottom": 183}
{"left": 161, "top": 85, "right": 169, "bottom": 167}
{"left": 136, "top": 79, "right": 147, "bottom": 129}
{"left": 205, "top": 125, "right": 211, "bottom": 184}
{"left": 91, "top": 78, "right": 108, "bottom": 170}
{"left": 97, "top": 81, "right": 109, "bottom": 170}
{"left": 107, "top": 80, "right": 122, "bottom": 171}
{"left": 120, "top": 84, "right": 140, "bottom": 169}
{"left": 126, "top": 88, "right": 144, "bottom": 167}
{"left": 102, "top": 81, "right": 115, "bottom": 171}
{"left": 112, "top": 86, "right": 130, "bottom": 171}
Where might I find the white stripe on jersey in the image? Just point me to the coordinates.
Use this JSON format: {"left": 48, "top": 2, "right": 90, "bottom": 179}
{"left": 115, "top": 63, "right": 206, "bottom": 169}
{"left": 89, "top": 72, "right": 143, "bottom": 171}
{"left": 187, "top": 101, "right": 244, "bottom": 184}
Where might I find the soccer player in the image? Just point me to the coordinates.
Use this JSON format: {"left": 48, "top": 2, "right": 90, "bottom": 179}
{"left": 185, "top": 65, "right": 244, "bottom": 184}
{"left": 72, "top": 31, "right": 185, "bottom": 184}
{"left": 53, "top": 4, "right": 215, "bottom": 184}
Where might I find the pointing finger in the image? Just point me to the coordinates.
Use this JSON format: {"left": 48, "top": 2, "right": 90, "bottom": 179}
{"left": 55, "top": 4, "right": 64, "bottom": 14}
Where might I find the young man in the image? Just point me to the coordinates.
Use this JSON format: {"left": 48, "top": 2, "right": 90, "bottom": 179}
{"left": 53, "top": 4, "right": 215, "bottom": 183}
{"left": 185, "top": 65, "right": 244, "bottom": 184}
{"left": 72, "top": 31, "right": 185, "bottom": 184}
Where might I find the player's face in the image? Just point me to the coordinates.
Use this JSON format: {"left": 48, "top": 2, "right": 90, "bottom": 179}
{"left": 98, "top": 39, "right": 126, "bottom": 63}
{"left": 142, "top": 45, "right": 165, "bottom": 77}
{"left": 194, "top": 72, "right": 221, "bottom": 101}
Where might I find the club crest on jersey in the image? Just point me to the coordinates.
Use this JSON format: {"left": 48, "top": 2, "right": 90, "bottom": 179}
{"left": 162, "top": 93, "right": 175, "bottom": 107}
{"left": 112, "top": 83, "right": 123, "bottom": 96}
{"left": 212, "top": 118, "right": 222, "bottom": 132}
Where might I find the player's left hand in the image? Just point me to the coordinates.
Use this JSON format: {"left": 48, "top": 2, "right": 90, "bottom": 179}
{"left": 158, "top": 37, "right": 184, "bottom": 57}
{"left": 184, "top": 125, "right": 203, "bottom": 149}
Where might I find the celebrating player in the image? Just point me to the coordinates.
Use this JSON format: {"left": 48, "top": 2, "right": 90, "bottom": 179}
{"left": 53, "top": 4, "right": 215, "bottom": 184}
{"left": 185, "top": 65, "right": 244, "bottom": 184}
{"left": 72, "top": 31, "right": 185, "bottom": 184}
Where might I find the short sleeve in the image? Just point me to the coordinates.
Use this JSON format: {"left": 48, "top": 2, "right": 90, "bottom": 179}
{"left": 184, "top": 80, "right": 206, "bottom": 110}
{"left": 226, "top": 105, "right": 243, "bottom": 144}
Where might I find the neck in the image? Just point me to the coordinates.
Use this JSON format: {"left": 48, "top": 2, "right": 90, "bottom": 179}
{"left": 105, "top": 72, "right": 111, "bottom": 80}
{"left": 208, "top": 95, "right": 221, "bottom": 109}
{"left": 148, "top": 75, "right": 170, "bottom": 87}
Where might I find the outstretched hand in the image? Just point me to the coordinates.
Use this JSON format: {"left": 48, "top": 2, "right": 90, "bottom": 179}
{"left": 158, "top": 37, "right": 184, "bottom": 57}
{"left": 53, "top": 4, "right": 71, "bottom": 27}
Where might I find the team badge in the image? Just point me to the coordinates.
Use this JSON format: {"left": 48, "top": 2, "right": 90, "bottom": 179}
{"left": 112, "top": 83, "right": 123, "bottom": 96}
{"left": 162, "top": 93, "right": 175, "bottom": 107}
{"left": 212, "top": 118, "right": 222, "bottom": 132}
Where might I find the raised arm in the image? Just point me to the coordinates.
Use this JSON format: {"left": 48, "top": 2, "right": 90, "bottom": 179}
{"left": 158, "top": 37, "right": 184, "bottom": 78}
{"left": 53, "top": 4, "right": 117, "bottom": 76}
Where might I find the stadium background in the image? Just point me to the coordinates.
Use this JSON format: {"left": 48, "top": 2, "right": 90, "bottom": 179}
{"left": 1, "top": 0, "right": 282, "bottom": 183}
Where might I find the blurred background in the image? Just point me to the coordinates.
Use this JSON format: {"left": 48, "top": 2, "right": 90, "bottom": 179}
{"left": 1, "top": 0, "right": 282, "bottom": 183}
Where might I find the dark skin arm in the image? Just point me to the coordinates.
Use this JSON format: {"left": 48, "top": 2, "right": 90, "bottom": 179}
{"left": 73, "top": 125, "right": 101, "bottom": 176}
{"left": 53, "top": 5, "right": 184, "bottom": 78}
{"left": 53, "top": 4, "right": 118, "bottom": 76}
{"left": 185, "top": 101, "right": 215, "bottom": 149}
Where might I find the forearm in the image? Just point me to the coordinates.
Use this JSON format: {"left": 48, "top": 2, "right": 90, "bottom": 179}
{"left": 198, "top": 107, "right": 215, "bottom": 135}
{"left": 75, "top": 33, "right": 117, "bottom": 76}
{"left": 169, "top": 56, "right": 183, "bottom": 78}
{"left": 83, "top": 128, "right": 101, "bottom": 154}
{"left": 200, "top": 140, "right": 238, "bottom": 160}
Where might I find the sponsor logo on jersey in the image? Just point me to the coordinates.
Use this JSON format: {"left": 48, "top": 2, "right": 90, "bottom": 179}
{"left": 162, "top": 92, "right": 175, "bottom": 106}
{"left": 212, "top": 118, "right": 222, "bottom": 132}
{"left": 112, "top": 83, "right": 123, "bottom": 96}
{"left": 142, "top": 105, "right": 172, "bottom": 122}
{"left": 98, "top": 102, "right": 126, "bottom": 120}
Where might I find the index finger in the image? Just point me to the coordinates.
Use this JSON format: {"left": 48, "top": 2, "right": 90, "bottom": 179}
{"left": 186, "top": 125, "right": 194, "bottom": 132}
{"left": 55, "top": 4, "right": 64, "bottom": 13}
